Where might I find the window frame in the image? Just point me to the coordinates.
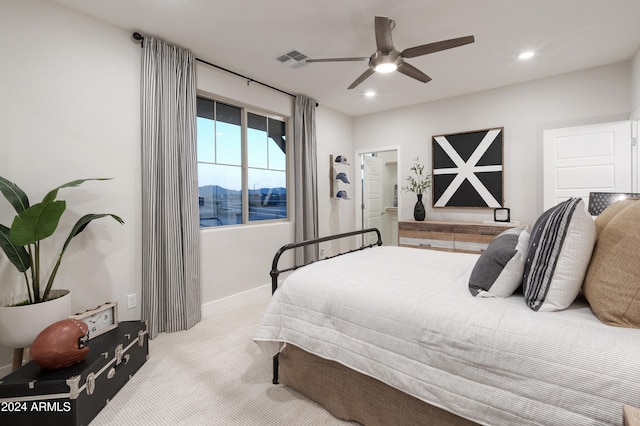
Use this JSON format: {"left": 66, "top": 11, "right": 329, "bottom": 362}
{"left": 196, "top": 92, "right": 291, "bottom": 229}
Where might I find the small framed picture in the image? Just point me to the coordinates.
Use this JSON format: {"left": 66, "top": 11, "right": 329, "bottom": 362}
{"left": 493, "top": 207, "right": 510, "bottom": 222}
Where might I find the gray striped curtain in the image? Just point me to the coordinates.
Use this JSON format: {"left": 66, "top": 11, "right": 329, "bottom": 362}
{"left": 294, "top": 96, "right": 319, "bottom": 264}
{"left": 141, "top": 37, "right": 201, "bottom": 339}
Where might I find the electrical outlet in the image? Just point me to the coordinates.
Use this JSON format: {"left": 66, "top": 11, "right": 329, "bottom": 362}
{"left": 320, "top": 249, "right": 325, "bottom": 258}
{"left": 127, "top": 293, "right": 137, "bottom": 309}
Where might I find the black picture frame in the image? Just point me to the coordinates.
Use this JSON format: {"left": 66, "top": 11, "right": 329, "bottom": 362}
{"left": 432, "top": 127, "right": 504, "bottom": 208}
{"left": 493, "top": 207, "right": 511, "bottom": 222}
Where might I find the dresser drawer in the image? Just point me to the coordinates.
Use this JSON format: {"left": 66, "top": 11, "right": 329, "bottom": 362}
{"left": 455, "top": 232, "right": 496, "bottom": 242}
{"left": 398, "top": 220, "right": 522, "bottom": 254}
{"left": 399, "top": 236, "right": 455, "bottom": 251}
{"left": 398, "top": 229, "right": 454, "bottom": 241}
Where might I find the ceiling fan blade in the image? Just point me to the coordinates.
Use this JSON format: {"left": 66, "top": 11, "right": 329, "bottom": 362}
{"left": 348, "top": 68, "right": 376, "bottom": 89}
{"left": 397, "top": 62, "right": 432, "bottom": 83}
{"left": 306, "top": 57, "right": 369, "bottom": 63}
{"left": 401, "top": 35, "right": 475, "bottom": 59}
{"left": 374, "top": 16, "right": 395, "bottom": 53}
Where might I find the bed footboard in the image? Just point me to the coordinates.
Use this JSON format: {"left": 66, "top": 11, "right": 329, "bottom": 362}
{"left": 270, "top": 227, "right": 382, "bottom": 294}
{"left": 269, "top": 228, "right": 382, "bottom": 384}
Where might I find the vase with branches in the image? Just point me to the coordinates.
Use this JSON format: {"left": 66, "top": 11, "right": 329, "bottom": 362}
{"left": 402, "top": 158, "right": 431, "bottom": 221}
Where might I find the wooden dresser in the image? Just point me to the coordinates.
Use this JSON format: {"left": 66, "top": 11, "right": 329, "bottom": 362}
{"left": 398, "top": 220, "right": 522, "bottom": 254}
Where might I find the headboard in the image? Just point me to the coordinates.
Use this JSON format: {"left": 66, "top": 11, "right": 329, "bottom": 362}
{"left": 588, "top": 191, "right": 640, "bottom": 215}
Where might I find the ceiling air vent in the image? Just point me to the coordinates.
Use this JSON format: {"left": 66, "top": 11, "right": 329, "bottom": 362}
{"left": 276, "top": 50, "right": 308, "bottom": 69}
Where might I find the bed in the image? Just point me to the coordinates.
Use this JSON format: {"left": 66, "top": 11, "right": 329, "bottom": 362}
{"left": 254, "top": 199, "right": 640, "bottom": 426}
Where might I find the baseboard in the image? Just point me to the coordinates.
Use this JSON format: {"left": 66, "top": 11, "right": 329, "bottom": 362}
{"left": 0, "top": 364, "right": 10, "bottom": 379}
{"left": 0, "top": 350, "right": 26, "bottom": 379}
{"left": 201, "top": 283, "right": 271, "bottom": 318}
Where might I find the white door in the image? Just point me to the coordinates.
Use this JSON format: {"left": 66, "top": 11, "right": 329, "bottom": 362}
{"left": 363, "top": 155, "right": 383, "bottom": 245}
{"left": 543, "top": 121, "right": 632, "bottom": 210}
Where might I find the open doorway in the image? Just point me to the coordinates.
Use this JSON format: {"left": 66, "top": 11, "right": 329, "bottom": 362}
{"left": 357, "top": 148, "right": 399, "bottom": 246}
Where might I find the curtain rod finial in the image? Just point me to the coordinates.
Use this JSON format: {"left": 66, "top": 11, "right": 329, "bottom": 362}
{"left": 132, "top": 32, "right": 144, "bottom": 43}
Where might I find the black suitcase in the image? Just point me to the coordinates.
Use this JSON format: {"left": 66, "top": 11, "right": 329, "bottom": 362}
{"left": 0, "top": 320, "right": 149, "bottom": 426}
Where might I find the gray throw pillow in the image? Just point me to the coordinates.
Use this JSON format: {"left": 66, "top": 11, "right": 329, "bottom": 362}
{"left": 469, "top": 227, "right": 530, "bottom": 297}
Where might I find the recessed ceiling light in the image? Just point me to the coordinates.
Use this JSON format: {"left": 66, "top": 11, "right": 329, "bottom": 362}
{"left": 365, "top": 91, "right": 376, "bottom": 98}
{"left": 518, "top": 51, "right": 535, "bottom": 60}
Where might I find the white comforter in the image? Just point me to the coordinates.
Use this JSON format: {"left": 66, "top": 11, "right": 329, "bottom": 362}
{"left": 254, "top": 246, "right": 640, "bottom": 426}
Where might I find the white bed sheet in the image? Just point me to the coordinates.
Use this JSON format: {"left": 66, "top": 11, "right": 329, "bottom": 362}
{"left": 254, "top": 246, "right": 640, "bottom": 426}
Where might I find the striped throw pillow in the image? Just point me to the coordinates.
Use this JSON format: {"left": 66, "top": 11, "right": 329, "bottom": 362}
{"left": 522, "top": 198, "right": 596, "bottom": 312}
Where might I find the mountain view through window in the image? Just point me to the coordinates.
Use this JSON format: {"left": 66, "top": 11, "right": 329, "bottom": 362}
{"left": 197, "top": 97, "right": 287, "bottom": 227}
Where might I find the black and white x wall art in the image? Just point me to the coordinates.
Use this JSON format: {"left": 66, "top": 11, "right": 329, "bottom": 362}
{"left": 432, "top": 127, "right": 504, "bottom": 208}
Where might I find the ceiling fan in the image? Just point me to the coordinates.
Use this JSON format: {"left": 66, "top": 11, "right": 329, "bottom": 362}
{"left": 306, "top": 16, "right": 475, "bottom": 89}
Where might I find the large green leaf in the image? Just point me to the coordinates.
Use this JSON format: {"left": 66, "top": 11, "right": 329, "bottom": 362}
{"left": 0, "top": 223, "right": 31, "bottom": 272}
{"left": 10, "top": 200, "right": 66, "bottom": 246}
{"left": 64, "top": 213, "right": 125, "bottom": 249}
{"left": 0, "top": 176, "right": 30, "bottom": 214}
{"left": 42, "top": 178, "right": 112, "bottom": 204}
{"left": 42, "top": 213, "right": 124, "bottom": 300}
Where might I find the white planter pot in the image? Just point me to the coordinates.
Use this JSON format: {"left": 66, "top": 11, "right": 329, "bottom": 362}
{"left": 0, "top": 289, "right": 71, "bottom": 349}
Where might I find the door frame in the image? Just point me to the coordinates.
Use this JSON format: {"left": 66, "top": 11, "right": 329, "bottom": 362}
{"left": 632, "top": 118, "right": 639, "bottom": 192}
{"left": 355, "top": 145, "right": 401, "bottom": 237}
{"left": 363, "top": 154, "right": 384, "bottom": 245}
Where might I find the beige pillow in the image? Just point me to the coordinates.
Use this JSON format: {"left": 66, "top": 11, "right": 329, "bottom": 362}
{"left": 593, "top": 199, "right": 636, "bottom": 237}
{"left": 583, "top": 200, "right": 640, "bottom": 328}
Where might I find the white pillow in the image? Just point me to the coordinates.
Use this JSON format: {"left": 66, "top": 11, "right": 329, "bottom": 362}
{"left": 469, "top": 227, "right": 530, "bottom": 298}
{"left": 522, "top": 198, "right": 596, "bottom": 312}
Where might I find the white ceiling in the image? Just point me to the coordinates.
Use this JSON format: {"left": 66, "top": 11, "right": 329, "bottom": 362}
{"left": 48, "top": 0, "right": 640, "bottom": 117}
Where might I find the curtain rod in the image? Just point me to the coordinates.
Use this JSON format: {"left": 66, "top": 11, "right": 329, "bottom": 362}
{"left": 132, "top": 31, "right": 318, "bottom": 106}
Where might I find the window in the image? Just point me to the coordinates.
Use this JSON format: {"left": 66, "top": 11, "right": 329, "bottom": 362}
{"left": 196, "top": 96, "right": 288, "bottom": 228}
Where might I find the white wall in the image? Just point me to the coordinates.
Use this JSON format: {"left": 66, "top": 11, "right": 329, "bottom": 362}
{"left": 631, "top": 47, "right": 640, "bottom": 118}
{"left": 316, "top": 107, "right": 356, "bottom": 256}
{"left": 631, "top": 48, "right": 640, "bottom": 191}
{"left": 0, "top": 0, "right": 141, "bottom": 369}
{"left": 353, "top": 62, "right": 632, "bottom": 227}
{"left": 196, "top": 64, "right": 297, "bottom": 311}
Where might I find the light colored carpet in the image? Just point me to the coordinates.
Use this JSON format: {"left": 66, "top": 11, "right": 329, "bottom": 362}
{"left": 90, "top": 295, "right": 357, "bottom": 425}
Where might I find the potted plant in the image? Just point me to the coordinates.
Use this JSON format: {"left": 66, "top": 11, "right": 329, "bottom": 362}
{"left": 0, "top": 177, "right": 124, "bottom": 349}
{"left": 402, "top": 157, "right": 431, "bottom": 221}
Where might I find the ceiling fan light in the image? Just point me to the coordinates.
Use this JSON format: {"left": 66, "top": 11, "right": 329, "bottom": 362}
{"left": 518, "top": 51, "right": 535, "bottom": 60}
{"left": 375, "top": 62, "right": 397, "bottom": 73}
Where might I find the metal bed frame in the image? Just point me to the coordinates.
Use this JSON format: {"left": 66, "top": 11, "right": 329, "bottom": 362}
{"left": 269, "top": 227, "right": 383, "bottom": 384}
